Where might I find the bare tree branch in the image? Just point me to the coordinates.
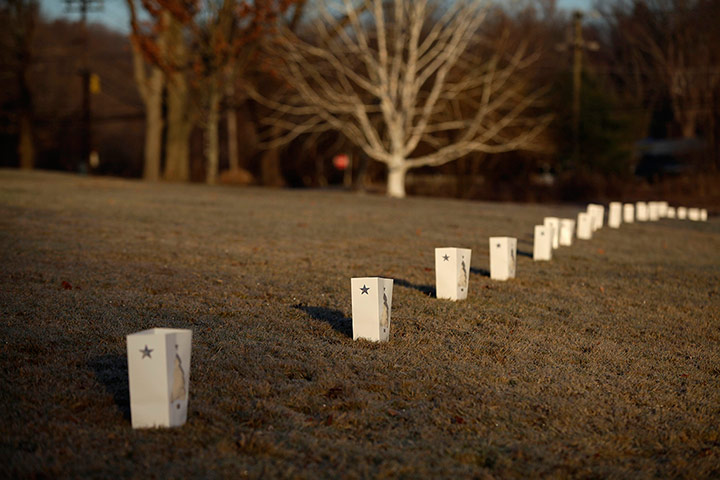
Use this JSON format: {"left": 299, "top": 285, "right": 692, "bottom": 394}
{"left": 259, "top": 0, "right": 550, "bottom": 197}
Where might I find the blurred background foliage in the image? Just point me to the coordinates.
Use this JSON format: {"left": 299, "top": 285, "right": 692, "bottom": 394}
{"left": 1, "top": 0, "right": 718, "bottom": 205}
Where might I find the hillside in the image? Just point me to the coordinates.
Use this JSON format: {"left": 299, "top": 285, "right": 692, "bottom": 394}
{"left": 1, "top": 170, "right": 719, "bottom": 478}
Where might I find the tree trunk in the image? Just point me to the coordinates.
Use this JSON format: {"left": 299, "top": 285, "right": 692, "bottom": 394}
{"left": 205, "top": 85, "right": 222, "bottom": 184}
{"left": 129, "top": 6, "right": 167, "bottom": 181}
{"left": 680, "top": 118, "right": 696, "bottom": 138}
{"left": 456, "top": 156, "right": 468, "bottom": 198}
{"left": 261, "top": 126, "right": 285, "bottom": 186}
{"left": 352, "top": 154, "right": 368, "bottom": 192}
{"left": 225, "top": 80, "right": 239, "bottom": 172}
{"left": 260, "top": 147, "right": 285, "bottom": 186}
{"left": 18, "top": 112, "right": 34, "bottom": 169}
{"left": 164, "top": 77, "right": 192, "bottom": 181}
{"left": 142, "top": 68, "right": 164, "bottom": 181}
{"left": 387, "top": 162, "right": 407, "bottom": 198}
{"left": 163, "top": 16, "right": 192, "bottom": 182}
{"left": 315, "top": 151, "right": 326, "bottom": 186}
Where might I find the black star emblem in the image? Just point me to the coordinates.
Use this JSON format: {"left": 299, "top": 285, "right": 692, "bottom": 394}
{"left": 140, "top": 345, "right": 153, "bottom": 359}
{"left": 360, "top": 285, "right": 369, "bottom": 294}
{"left": 442, "top": 254, "right": 450, "bottom": 261}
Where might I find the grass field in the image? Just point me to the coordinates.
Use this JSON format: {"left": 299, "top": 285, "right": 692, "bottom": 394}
{"left": 1, "top": 169, "right": 719, "bottom": 478}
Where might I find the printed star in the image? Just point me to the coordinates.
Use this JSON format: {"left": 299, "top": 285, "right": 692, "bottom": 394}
{"left": 360, "top": 285, "right": 370, "bottom": 295}
{"left": 140, "top": 345, "right": 153, "bottom": 359}
{"left": 497, "top": 243, "right": 501, "bottom": 248}
{"left": 442, "top": 254, "right": 450, "bottom": 261}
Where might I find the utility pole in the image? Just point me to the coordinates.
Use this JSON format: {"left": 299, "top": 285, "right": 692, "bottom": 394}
{"left": 558, "top": 10, "right": 599, "bottom": 169}
{"left": 64, "top": 0, "right": 103, "bottom": 173}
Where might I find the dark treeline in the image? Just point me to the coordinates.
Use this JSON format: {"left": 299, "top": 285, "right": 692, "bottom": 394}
{"left": 1, "top": 0, "right": 719, "bottom": 203}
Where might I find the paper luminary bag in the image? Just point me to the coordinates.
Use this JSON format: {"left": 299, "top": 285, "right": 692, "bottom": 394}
{"left": 648, "top": 202, "right": 660, "bottom": 221}
{"left": 489, "top": 237, "right": 517, "bottom": 281}
{"left": 636, "top": 202, "right": 649, "bottom": 221}
{"left": 667, "top": 207, "right": 676, "bottom": 219}
{"left": 700, "top": 209, "right": 708, "bottom": 221}
{"left": 533, "top": 226, "right": 552, "bottom": 261}
{"left": 623, "top": 203, "right": 635, "bottom": 223}
{"left": 127, "top": 328, "right": 192, "bottom": 429}
{"left": 543, "top": 217, "right": 560, "bottom": 249}
{"left": 677, "top": 207, "right": 687, "bottom": 220}
{"left": 435, "top": 248, "right": 472, "bottom": 301}
{"left": 658, "top": 201, "right": 669, "bottom": 218}
{"left": 577, "top": 212, "right": 592, "bottom": 240}
{"left": 559, "top": 219, "right": 575, "bottom": 246}
{"left": 351, "top": 277, "right": 393, "bottom": 342}
{"left": 608, "top": 202, "right": 622, "bottom": 229}
{"left": 688, "top": 208, "right": 701, "bottom": 221}
{"left": 587, "top": 204, "right": 605, "bottom": 231}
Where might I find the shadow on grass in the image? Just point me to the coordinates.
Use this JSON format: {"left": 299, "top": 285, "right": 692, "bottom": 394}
{"left": 517, "top": 250, "right": 532, "bottom": 258}
{"left": 470, "top": 267, "right": 490, "bottom": 277}
{"left": 394, "top": 278, "right": 435, "bottom": 297}
{"left": 88, "top": 354, "right": 130, "bottom": 421}
{"left": 294, "top": 305, "right": 352, "bottom": 338}
{"left": 519, "top": 234, "right": 534, "bottom": 244}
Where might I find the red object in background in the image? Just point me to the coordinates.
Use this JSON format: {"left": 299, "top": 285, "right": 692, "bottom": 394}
{"left": 333, "top": 154, "right": 349, "bottom": 170}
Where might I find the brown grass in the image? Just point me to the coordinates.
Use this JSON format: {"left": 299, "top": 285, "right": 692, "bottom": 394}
{"left": 1, "top": 169, "right": 719, "bottom": 479}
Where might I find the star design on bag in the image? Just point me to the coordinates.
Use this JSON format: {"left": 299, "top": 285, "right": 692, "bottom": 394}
{"left": 360, "top": 284, "right": 369, "bottom": 295}
{"left": 140, "top": 345, "right": 153, "bottom": 359}
{"left": 443, "top": 254, "right": 449, "bottom": 261}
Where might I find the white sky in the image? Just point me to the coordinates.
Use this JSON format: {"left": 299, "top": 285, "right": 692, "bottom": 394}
{"left": 40, "top": 0, "right": 595, "bottom": 34}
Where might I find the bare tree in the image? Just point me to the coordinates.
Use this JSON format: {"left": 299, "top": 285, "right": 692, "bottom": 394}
{"left": 127, "top": 1, "right": 166, "bottom": 181}
{"left": 256, "top": 0, "right": 550, "bottom": 197}
{"left": 196, "top": 0, "right": 304, "bottom": 184}
{"left": 1, "top": 0, "right": 38, "bottom": 170}
{"left": 127, "top": 0, "right": 195, "bottom": 182}
{"left": 605, "top": 0, "right": 720, "bottom": 143}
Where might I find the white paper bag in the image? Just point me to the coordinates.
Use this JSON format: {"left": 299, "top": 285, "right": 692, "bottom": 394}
{"left": 666, "top": 207, "right": 676, "bottom": 219}
{"left": 127, "top": 328, "right": 192, "bottom": 429}
{"left": 636, "top": 202, "right": 649, "bottom": 222}
{"left": 435, "top": 248, "right": 472, "bottom": 300}
{"left": 648, "top": 202, "right": 660, "bottom": 221}
{"left": 533, "top": 226, "right": 552, "bottom": 261}
{"left": 688, "top": 208, "right": 700, "bottom": 221}
{"left": 577, "top": 212, "right": 592, "bottom": 240}
{"left": 489, "top": 237, "right": 517, "bottom": 281}
{"left": 701, "top": 209, "right": 708, "bottom": 221}
{"left": 677, "top": 207, "right": 688, "bottom": 220}
{"left": 351, "top": 277, "right": 393, "bottom": 342}
{"left": 608, "top": 202, "right": 622, "bottom": 229}
{"left": 658, "top": 201, "right": 669, "bottom": 218}
{"left": 623, "top": 203, "right": 635, "bottom": 223}
{"left": 587, "top": 204, "right": 605, "bottom": 231}
{"left": 543, "top": 217, "right": 560, "bottom": 249}
{"left": 559, "top": 219, "right": 575, "bottom": 246}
